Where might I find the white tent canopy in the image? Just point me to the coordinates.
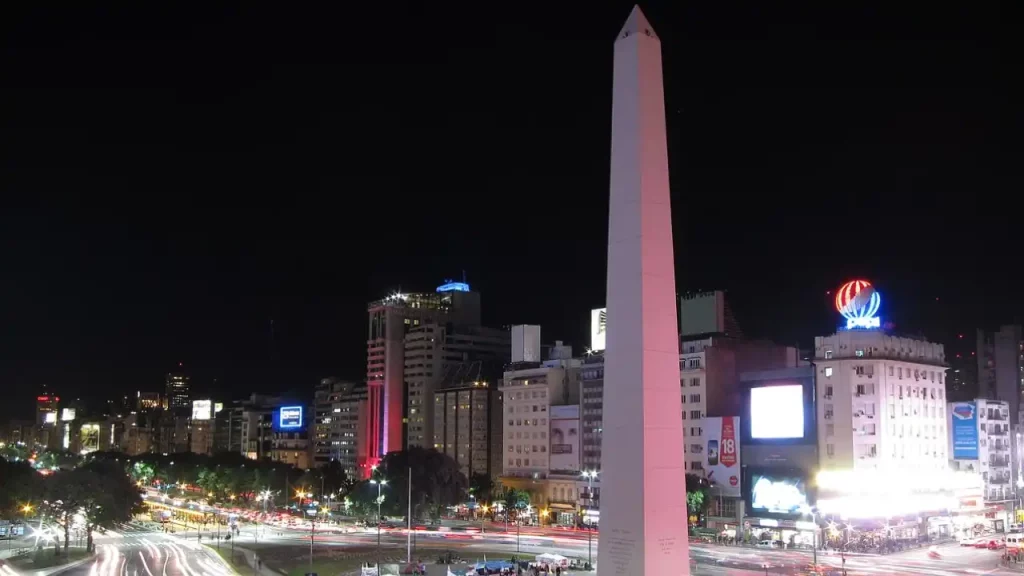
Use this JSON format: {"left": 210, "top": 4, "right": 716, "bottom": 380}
{"left": 534, "top": 554, "right": 568, "bottom": 567}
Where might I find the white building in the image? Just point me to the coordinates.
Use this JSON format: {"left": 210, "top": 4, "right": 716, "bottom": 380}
{"left": 948, "top": 399, "right": 1012, "bottom": 503}
{"left": 814, "top": 331, "right": 949, "bottom": 472}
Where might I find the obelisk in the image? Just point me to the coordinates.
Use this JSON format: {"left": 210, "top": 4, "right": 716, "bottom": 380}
{"left": 598, "top": 6, "right": 690, "bottom": 576}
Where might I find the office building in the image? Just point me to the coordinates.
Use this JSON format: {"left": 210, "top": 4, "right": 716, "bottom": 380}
{"left": 814, "top": 331, "right": 949, "bottom": 472}
{"left": 432, "top": 360, "right": 503, "bottom": 479}
{"left": 364, "top": 281, "right": 482, "bottom": 475}
{"left": 948, "top": 399, "right": 1012, "bottom": 504}
{"left": 680, "top": 336, "right": 798, "bottom": 475}
{"left": 137, "top": 392, "right": 162, "bottom": 411}
{"left": 679, "top": 290, "right": 743, "bottom": 339}
{"left": 499, "top": 337, "right": 581, "bottom": 525}
{"left": 977, "top": 326, "right": 1024, "bottom": 426}
{"left": 313, "top": 378, "right": 369, "bottom": 477}
{"left": 165, "top": 369, "right": 191, "bottom": 410}
{"left": 214, "top": 405, "right": 244, "bottom": 454}
{"left": 405, "top": 323, "right": 509, "bottom": 450}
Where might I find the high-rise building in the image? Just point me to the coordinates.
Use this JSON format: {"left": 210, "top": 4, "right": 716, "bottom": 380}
{"left": 364, "top": 282, "right": 482, "bottom": 475}
{"left": 948, "top": 399, "right": 1012, "bottom": 503}
{"left": 405, "top": 323, "right": 509, "bottom": 450}
{"left": 431, "top": 361, "right": 503, "bottom": 480}
{"left": 679, "top": 336, "right": 798, "bottom": 475}
{"left": 977, "top": 326, "right": 1024, "bottom": 426}
{"left": 814, "top": 331, "right": 949, "bottom": 472}
{"left": 137, "top": 392, "right": 162, "bottom": 412}
{"left": 499, "top": 340, "right": 581, "bottom": 524}
{"left": 165, "top": 368, "right": 191, "bottom": 410}
{"left": 313, "top": 378, "right": 368, "bottom": 476}
{"left": 214, "top": 405, "right": 244, "bottom": 454}
{"left": 679, "top": 290, "right": 743, "bottom": 339}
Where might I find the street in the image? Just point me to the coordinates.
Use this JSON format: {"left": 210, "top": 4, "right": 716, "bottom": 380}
{"left": 54, "top": 529, "right": 234, "bottom": 576}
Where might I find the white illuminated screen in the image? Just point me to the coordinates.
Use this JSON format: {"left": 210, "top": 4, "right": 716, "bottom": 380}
{"left": 750, "top": 385, "right": 804, "bottom": 439}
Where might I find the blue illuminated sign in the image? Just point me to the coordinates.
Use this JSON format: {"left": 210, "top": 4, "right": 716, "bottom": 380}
{"left": 951, "top": 401, "right": 978, "bottom": 459}
{"left": 436, "top": 282, "right": 470, "bottom": 293}
{"left": 279, "top": 406, "right": 303, "bottom": 429}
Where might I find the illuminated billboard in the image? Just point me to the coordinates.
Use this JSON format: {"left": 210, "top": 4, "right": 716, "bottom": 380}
{"left": 192, "top": 400, "right": 212, "bottom": 421}
{"left": 750, "top": 472, "right": 809, "bottom": 516}
{"left": 44, "top": 412, "right": 57, "bottom": 424}
{"left": 590, "top": 308, "right": 606, "bottom": 352}
{"left": 835, "top": 279, "right": 881, "bottom": 329}
{"left": 704, "top": 417, "right": 741, "bottom": 497}
{"left": 951, "top": 401, "right": 979, "bottom": 459}
{"left": 60, "top": 408, "right": 76, "bottom": 421}
{"left": 750, "top": 385, "right": 804, "bottom": 439}
{"left": 279, "top": 406, "right": 303, "bottom": 429}
{"left": 549, "top": 405, "right": 580, "bottom": 473}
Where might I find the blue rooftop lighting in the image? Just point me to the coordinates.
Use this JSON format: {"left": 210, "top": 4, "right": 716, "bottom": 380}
{"left": 436, "top": 281, "right": 470, "bottom": 293}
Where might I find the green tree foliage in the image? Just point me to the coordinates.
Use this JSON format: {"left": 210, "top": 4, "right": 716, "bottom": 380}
{"left": 376, "top": 447, "right": 468, "bottom": 520}
{"left": 500, "top": 487, "right": 530, "bottom": 519}
{"left": 77, "top": 460, "right": 144, "bottom": 551}
{"left": 468, "top": 473, "right": 495, "bottom": 502}
{"left": 0, "top": 459, "right": 43, "bottom": 517}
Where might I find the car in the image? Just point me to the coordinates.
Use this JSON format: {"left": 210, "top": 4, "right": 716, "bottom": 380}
{"left": 757, "top": 540, "right": 782, "bottom": 548}
{"left": 960, "top": 536, "right": 979, "bottom": 546}
{"left": 988, "top": 539, "right": 1005, "bottom": 550}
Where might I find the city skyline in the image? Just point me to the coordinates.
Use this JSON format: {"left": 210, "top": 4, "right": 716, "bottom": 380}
{"left": 2, "top": 2, "right": 1019, "bottom": 420}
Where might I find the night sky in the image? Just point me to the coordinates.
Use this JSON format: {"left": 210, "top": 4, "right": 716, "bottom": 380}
{"left": 1, "top": 3, "right": 1021, "bottom": 420}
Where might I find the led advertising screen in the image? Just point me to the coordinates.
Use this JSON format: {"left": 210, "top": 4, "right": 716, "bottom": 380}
{"left": 192, "top": 400, "right": 212, "bottom": 421}
{"left": 60, "top": 408, "right": 76, "bottom": 421}
{"left": 750, "top": 385, "right": 804, "bottom": 439}
{"left": 279, "top": 406, "right": 303, "bottom": 429}
{"left": 750, "top": 472, "right": 810, "bottom": 516}
{"left": 704, "top": 417, "right": 741, "bottom": 497}
{"left": 590, "top": 308, "right": 607, "bottom": 352}
{"left": 44, "top": 411, "right": 57, "bottom": 424}
{"left": 951, "top": 401, "right": 979, "bottom": 459}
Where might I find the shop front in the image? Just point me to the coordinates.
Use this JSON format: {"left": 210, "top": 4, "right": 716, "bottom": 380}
{"left": 743, "top": 517, "right": 817, "bottom": 548}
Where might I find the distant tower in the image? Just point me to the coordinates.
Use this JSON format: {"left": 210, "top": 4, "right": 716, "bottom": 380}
{"left": 599, "top": 6, "right": 690, "bottom": 576}
{"left": 165, "top": 363, "right": 191, "bottom": 410}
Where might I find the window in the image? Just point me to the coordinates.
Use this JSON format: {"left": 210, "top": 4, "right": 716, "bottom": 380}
{"left": 690, "top": 394, "right": 701, "bottom": 403}
{"left": 825, "top": 350, "right": 833, "bottom": 359}
{"left": 824, "top": 385, "right": 833, "bottom": 398}
{"left": 856, "top": 384, "right": 865, "bottom": 396}
{"left": 889, "top": 366, "right": 894, "bottom": 376}
{"left": 690, "top": 410, "right": 702, "bottom": 419}
{"left": 824, "top": 405, "right": 834, "bottom": 419}
{"left": 826, "top": 424, "right": 835, "bottom": 436}
{"left": 826, "top": 444, "right": 835, "bottom": 457}
{"left": 690, "top": 377, "right": 700, "bottom": 387}
{"left": 825, "top": 367, "right": 833, "bottom": 378}
{"left": 855, "top": 349, "right": 864, "bottom": 357}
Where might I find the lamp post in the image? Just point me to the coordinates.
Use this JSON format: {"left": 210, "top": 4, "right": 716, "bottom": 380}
{"left": 370, "top": 477, "right": 388, "bottom": 573}
{"left": 581, "top": 470, "right": 598, "bottom": 569}
{"left": 799, "top": 505, "right": 817, "bottom": 568}
{"left": 307, "top": 507, "right": 317, "bottom": 570}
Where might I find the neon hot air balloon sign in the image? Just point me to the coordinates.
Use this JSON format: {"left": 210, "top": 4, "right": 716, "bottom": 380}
{"left": 835, "top": 280, "right": 882, "bottom": 329}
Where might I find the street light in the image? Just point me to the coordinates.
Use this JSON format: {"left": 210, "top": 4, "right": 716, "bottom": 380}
{"left": 799, "top": 505, "right": 818, "bottom": 568}
{"left": 370, "top": 478, "right": 388, "bottom": 573}
{"left": 581, "top": 470, "right": 599, "bottom": 569}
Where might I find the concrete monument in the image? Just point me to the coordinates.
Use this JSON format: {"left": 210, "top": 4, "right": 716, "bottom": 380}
{"left": 598, "top": 5, "right": 690, "bottom": 576}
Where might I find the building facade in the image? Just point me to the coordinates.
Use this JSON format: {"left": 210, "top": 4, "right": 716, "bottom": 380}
{"left": 312, "top": 378, "right": 369, "bottom": 478}
{"left": 948, "top": 399, "right": 1012, "bottom": 503}
{"left": 432, "top": 376, "right": 501, "bottom": 480}
{"left": 165, "top": 371, "right": 191, "bottom": 410}
{"left": 365, "top": 284, "right": 481, "bottom": 475}
{"left": 814, "top": 331, "right": 949, "bottom": 472}
{"left": 977, "top": 326, "right": 1024, "bottom": 426}
{"left": 406, "top": 324, "right": 509, "bottom": 450}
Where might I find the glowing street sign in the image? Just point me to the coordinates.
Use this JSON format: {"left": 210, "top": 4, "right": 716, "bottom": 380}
{"left": 279, "top": 406, "right": 303, "bottom": 429}
{"left": 835, "top": 280, "right": 881, "bottom": 330}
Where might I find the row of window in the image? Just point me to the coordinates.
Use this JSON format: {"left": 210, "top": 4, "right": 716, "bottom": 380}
{"left": 508, "top": 418, "right": 548, "bottom": 426}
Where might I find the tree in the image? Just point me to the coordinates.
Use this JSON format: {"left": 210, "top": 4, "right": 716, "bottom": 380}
{"left": 0, "top": 459, "right": 42, "bottom": 518}
{"left": 685, "top": 473, "right": 710, "bottom": 524}
{"left": 468, "top": 473, "right": 495, "bottom": 502}
{"left": 78, "top": 460, "right": 143, "bottom": 552}
{"left": 42, "top": 471, "right": 87, "bottom": 554}
{"left": 377, "top": 447, "right": 468, "bottom": 520}
{"left": 500, "top": 488, "right": 530, "bottom": 520}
